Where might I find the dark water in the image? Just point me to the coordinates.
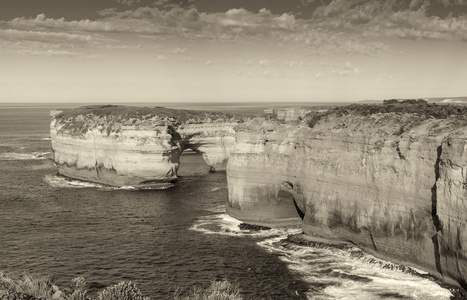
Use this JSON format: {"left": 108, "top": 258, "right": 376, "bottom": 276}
{"left": 0, "top": 103, "right": 453, "bottom": 300}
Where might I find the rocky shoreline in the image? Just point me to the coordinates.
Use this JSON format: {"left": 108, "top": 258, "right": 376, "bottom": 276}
{"left": 286, "top": 234, "right": 467, "bottom": 300}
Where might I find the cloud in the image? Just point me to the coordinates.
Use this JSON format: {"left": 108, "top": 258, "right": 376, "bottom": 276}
{"left": 259, "top": 59, "right": 272, "bottom": 66}
{"left": 4, "top": 2, "right": 467, "bottom": 58}
{"left": 114, "top": 0, "right": 141, "bottom": 5}
{"left": 310, "top": 0, "right": 467, "bottom": 41}
{"left": 329, "top": 62, "right": 362, "bottom": 76}
{"left": 171, "top": 47, "right": 187, "bottom": 54}
{"left": 0, "top": 28, "right": 95, "bottom": 43}
{"left": 157, "top": 54, "right": 167, "bottom": 60}
{"left": 9, "top": 13, "right": 114, "bottom": 32}
{"left": 0, "top": 47, "right": 103, "bottom": 58}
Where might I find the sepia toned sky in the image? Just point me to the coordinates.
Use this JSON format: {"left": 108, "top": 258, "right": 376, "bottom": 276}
{"left": 1, "top": 0, "right": 467, "bottom": 103}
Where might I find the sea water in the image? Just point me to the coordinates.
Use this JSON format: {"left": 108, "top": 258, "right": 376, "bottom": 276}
{"left": 0, "top": 103, "right": 452, "bottom": 299}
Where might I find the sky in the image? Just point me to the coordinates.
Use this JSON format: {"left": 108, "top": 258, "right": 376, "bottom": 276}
{"left": 1, "top": 0, "right": 467, "bottom": 103}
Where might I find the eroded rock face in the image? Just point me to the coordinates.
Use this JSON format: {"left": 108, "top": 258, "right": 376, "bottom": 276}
{"left": 50, "top": 105, "right": 239, "bottom": 187}
{"left": 226, "top": 109, "right": 467, "bottom": 288}
{"left": 178, "top": 123, "right": 236, "bottom": 171}
{"left": 51, "top": 104, "right": 467, "bottom": 289}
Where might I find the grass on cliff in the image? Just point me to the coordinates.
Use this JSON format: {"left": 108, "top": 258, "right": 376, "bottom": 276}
{"left": 0, "top": 272, "right": 242, "bottom": 300}
{"left": 305, "top": 103, "right": 467, "bottom": 129}
{"left": 56, "top": 105, "right": 240, "bottom": 125}
{"left": 54, "top": 105, "right": 245, "bottom": 136}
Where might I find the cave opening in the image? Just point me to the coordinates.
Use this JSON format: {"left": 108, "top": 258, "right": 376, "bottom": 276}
{"left": 277, "top": 189, "right": 305, "bottom": 222}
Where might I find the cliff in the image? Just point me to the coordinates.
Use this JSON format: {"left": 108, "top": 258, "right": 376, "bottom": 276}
{"left": 226, "top": 103, "right": 467, "bottom": 289}
{"left": 50, "top": 105, "right": 239, "bottom": 187}
{"left": 50, "top": 103, "right": 467, "bottom": 290}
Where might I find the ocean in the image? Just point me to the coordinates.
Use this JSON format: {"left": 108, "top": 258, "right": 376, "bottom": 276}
{"left": 0, "top": 103, "right": 454, "bottom": 299}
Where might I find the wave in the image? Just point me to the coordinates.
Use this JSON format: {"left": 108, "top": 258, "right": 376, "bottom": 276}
{"left": 44, "top": 174, "right": 108, "bottom": 189}
{"left": 190, "top": 207, "right": 295, "bottom": 238}
{"left": 0, "top": 152, "right": 50, "bottom": 161}
{"left": 258, "top": 236, "right": 452, "bottom": 300}
{"left": 43, "top": 174, "right": 174, "bottom": 191}
{"left": 192, "top": 208, "right": 452, "bottom": 300}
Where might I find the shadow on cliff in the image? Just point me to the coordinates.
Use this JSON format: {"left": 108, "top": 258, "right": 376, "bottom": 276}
{"left": 431, "top": 145, "right": 443, "bottom": 276}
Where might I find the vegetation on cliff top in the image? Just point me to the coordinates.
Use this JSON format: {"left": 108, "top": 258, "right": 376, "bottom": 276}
{"left": 56, "top": 105, "right": 241, "bottom": 124}
{"left": 54, "top": 105, "right": 244, "bottom": 136}
{"left": 0, "top": 273, "right": 242, "bottom": 300}
{"left": 305, "top": 103, "right": 467, "bottom": 129}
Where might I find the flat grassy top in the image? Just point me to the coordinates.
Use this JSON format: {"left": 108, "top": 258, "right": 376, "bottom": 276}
{"left": 53, "top": 105, "right": 245, "bottom": 136}
{"left": 305, "top": 103, "right": 467, "bottom": 128}
{"left": 54, "top": 105, "right": 240, "bottom": 123}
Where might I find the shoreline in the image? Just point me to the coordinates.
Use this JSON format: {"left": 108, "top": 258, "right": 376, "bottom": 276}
{"left": 285, "top": 233, "right": 467, "bottom": 300}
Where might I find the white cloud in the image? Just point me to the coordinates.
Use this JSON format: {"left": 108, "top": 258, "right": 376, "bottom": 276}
{"left": 4, "top": 2, "right": 467, "bottom": 58}
{"left": 10, "top": 13, "right": 114, "bottom": 32}
{"left": 310, "top": 0, "right": 467, "bottom": 41}
{"left": 171, "top": 47, "right": 187, "bottom": 54}
{"left": 157, "top": 54, "right": 167, "bottom": 60}
{"left": 330, "top": 62, "right": 362, "bottom": 76}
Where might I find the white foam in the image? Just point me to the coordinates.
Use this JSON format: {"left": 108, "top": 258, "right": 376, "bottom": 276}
{"left": 190, "top": 207, "right": 452, "bottom": 299}
{"left": 43, "top": 174, "right": 174, "bottom": 191}
{"left": 0, "top": 152, "right": 50, "bottom": 161}
{"left": 44, "top": 174, "right": 107, "bottom": 189}
{"left": 190, "top": 207, "right": 290, "bottom": 238}
{"left": 257, "top": 236, "right": 452, "bottom": 300}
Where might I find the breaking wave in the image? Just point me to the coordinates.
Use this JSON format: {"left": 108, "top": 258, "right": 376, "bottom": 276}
{"left": 43, "top": 174, "right": 174, "bottom": 191}
{"left": 0, "top": 152, "right": 50, "bottom": 161}
{"left": 190, "top": 206, "right": 295, "bottom": 238}
{"left": 192, "top": 208, "right": 453, "bottom": 300}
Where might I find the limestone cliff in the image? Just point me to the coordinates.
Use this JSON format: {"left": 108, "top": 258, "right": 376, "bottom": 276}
{"left": 227, "top": 104, "right": 467, "bottom": 289}
{"left": 50, "top": 103, "right": 467, "bottom": 289}
{"left": 50, "top": 105, "right": 239, "bottom": 187}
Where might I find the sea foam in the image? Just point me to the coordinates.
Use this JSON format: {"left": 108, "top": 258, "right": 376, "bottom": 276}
{"left": 0, "top": 152, "right": 50, "bottom": 161}
{"left": 192, "top": 208, "right": 452, "bottom": 300}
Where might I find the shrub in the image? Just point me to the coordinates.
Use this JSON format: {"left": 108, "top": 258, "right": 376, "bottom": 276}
{"left": 96, "top": 282, "right": 150, "bottom": 300}
{"left": 0, "top": 272, "right": 58, "bottom": 299}
{"left": 0, "top": 272, "right": 242, "bottom": 300}
{"left": 174, "top": 279, "right": 242, "bottom": 300}
{"left": 304, "top": 103, "right": 467, "bottom": 128}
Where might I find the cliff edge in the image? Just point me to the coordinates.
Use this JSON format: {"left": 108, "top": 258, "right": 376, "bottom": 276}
{"left": 227, "top": 103, "right": 467, "bottom": 290}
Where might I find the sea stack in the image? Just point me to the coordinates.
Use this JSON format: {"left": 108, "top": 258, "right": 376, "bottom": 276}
{"left": 50, "top": 105, "right": 239, "bottom": 187}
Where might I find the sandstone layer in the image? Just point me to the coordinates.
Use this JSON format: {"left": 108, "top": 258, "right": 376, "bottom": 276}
{"left": 227, "top": 104, "right": 467, "bottom": 289}
{"left": 50, "top": 105, "right": 238, "bottom": 187}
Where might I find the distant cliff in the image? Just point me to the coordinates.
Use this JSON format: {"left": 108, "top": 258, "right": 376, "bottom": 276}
{"left": 50, "top": 105, "right": 240, "bottom": 187}
{"left": 227, "top": 103, "right": 467, "bottom": 290}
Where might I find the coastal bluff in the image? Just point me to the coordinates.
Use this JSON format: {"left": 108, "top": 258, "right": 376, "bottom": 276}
{"left": 50, "top": 103, "right": 467, "bottom": 290}
{"left": 227, "top": 103, "right": 467, "bottom": 291}
{"left": 50, "top": 105, "right": 240, "bottom": 187}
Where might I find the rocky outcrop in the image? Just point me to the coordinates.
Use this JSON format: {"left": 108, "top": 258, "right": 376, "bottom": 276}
{"left": 226, "top": 105, "right": 467, "bottom": 289}
{"left": 50, "top": 105, "right": 239, "bottom": 187}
